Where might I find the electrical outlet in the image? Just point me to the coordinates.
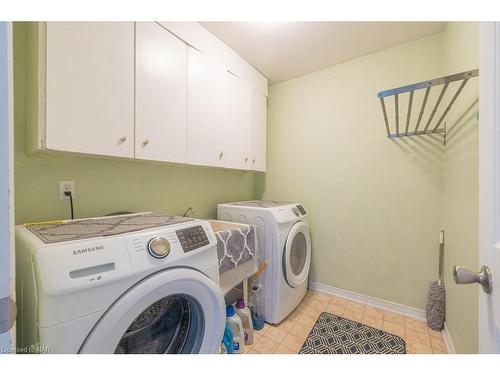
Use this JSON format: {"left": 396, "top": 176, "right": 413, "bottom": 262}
{"left": 59, "top": 181, "right": 75, "bottom": 200}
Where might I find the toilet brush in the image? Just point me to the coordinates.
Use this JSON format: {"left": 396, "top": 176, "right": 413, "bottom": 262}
{"left": 426, "top": 228, "right": 446, "bottom": 331}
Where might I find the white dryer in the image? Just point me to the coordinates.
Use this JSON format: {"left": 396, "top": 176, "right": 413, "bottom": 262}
{"left": 217, "top": 201, "right": 311, "bottom": 324}
{"left": 15, "top": 213, "right": 225, "bottom": 354}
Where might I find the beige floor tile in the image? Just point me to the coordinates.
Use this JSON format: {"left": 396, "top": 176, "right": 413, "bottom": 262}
{"left": 288, "top": 308, "right": 302, "bottom": 321}
{"left": 296, "top": 312, "right": 318, "bottom": 326}
{"left": 405, "top": 327, "right": 431, "bottom": 346}
{"left": 346, "top": 300, "right": 365, "bottom": 312}
{"left": 281, "top": 332, "right": 307, "bottom": 352}
{"left": 308, "top": 298, "right": 329, "bottom": 310}
{"left": 312, "top": 291, "right": 332, "bottom": 303}
{"left": 258, "top": 323, "right": 271, "bottom": 335}
{"left": 432, "top": 347, "right": 448, "bottom": 354}
{"left": 406, "top": 340, "right": 433, "bottom": 354}
{"left": 291, "top": 321, "right": 313, "bottom": 338}
{"left": 383, "top": 310, "right": 405, "bottom": 325}
{"left": 274, "top": 318, "right": 295, "bottom": 332}
{"left": 274, "top": 344, "right": 297, "bottom": 354}
{"left": 249, "top": 333, "right": 262, "bottom": 345}
{"left": 343, "top": 308, "right": 364, "bottom": 323}
{"left": 430, "top": 334, "right": 447, "bottom": 352}
{"left": 265, "top": 325, "right": 288, "bottom": 343}
{"left": 362, "top": 315, "right": 383, "bottom": 329}
{"left": 247, "top": 348, "right": 261, "bottom": 354}
{"left": 428, "top": 327, "right": 443, "bottom": 339}
{"left": 364, "top": 305, "right": 384, "bottom": 319}
{"left": 330, "top": 296, "right": 349, "bottom": 308}
{"left": 295, "top": 302, "right": 307, "bottom": 313}
{"left": 405, "top": 317, "right": 428, "bottom": 333}
{"left": 253, "top": 336, "right": 280, "bottom": 354}
{"left": 382, "top": 320, "right": 405, "bottom": 338}
{"left": 301, "top": 306, "right": 322, "bottom": 319}
{"left": 306, "top": 289, "right": 316, "bottom": 298}
{"left": 325, "top": 303, "right": 345, "bottom": 316}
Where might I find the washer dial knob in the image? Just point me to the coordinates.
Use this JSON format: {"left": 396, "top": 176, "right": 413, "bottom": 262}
{"left": 147, "top": 237, "right": 170, "bottom": 259}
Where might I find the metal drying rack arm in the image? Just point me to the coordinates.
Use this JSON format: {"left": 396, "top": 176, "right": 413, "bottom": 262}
{"left": 377, "top": 69, "right": 478, "bottom": 141}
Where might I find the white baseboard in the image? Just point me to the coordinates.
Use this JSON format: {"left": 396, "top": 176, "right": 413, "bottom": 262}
{"left": 309, "top": 281, "right": 426, "bottom": 321}
{"left": 442, "top": 322, "right": 456, "bottom": 354}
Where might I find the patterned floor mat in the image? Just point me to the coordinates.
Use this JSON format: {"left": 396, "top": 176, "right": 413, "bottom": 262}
{"left": 299, "top": 312, "right": 406, "bottom": 354}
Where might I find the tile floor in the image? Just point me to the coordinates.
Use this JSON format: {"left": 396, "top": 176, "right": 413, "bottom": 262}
{"left": 244, "top": 289, "right": 448, "bottom": 354}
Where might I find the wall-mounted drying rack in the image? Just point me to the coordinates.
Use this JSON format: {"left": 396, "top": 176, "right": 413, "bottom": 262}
{"left": 377, "top": 69, "right": 478, "bottom": 145}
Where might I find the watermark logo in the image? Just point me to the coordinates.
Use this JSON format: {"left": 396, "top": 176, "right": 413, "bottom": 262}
{"left": 0, "top": 344, "right": 52, "bottom": 354}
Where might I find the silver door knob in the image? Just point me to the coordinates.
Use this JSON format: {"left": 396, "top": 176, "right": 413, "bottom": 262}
{"left": 119, "top": 136, "right": 127, "bottom": 142}
{"left": 143, "top": 139, "right": 149, "bottom": 146}
{"left": 219, "top": 152, "right": 224, "bottom": 160}
{"left": 453, "top": 265, "right": 492, "bottom": 294}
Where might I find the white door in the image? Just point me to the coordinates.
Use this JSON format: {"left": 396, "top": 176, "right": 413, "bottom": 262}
{"left": 186, "top": 47, "right": 227, "bottom": 167}
{"left": 250, "top": 90, "right": 267, "bottom": 172}
{"left": 283, "top": 222, "right": 311, "bottom": 288}
{"left": 79, "top": 268, "right": 225, "bottom": 354}
{"left": 0, "top": 21, "right": 15, "bottom": 353}
{"left": 477, "top": 22, "right": 500, "bottom": 353}
{"left": 135, "top": 22, "right": 187, "bottom": 163}
{"left": 224, "top": 71, "right": 251, "bottom": 169}
{"left": 45, "top": 22, "right": 135, "bottom": 157}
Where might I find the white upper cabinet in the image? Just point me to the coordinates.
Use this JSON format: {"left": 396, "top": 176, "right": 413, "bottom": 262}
{"left": 224, "top": 71, "right": 251, "bottom": 170}
{"left": 250, "top": 91, "right": 267, "bottom": 172}
{"left": 186, "top": 47, "right": 228, "bottom": 167}
{"left": 28, "top": 22, "right": 267, "bottom": 171}
{"left": 44, "top": 22, "right": 135, "bottom": 157}
{"left": 135, "top": 22, "right": 187, "bottom": 163}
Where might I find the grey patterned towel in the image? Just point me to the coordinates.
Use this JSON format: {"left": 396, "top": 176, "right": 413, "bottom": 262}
{"left": 25, "top": 212, "right": 194, "bottom": 244}
{"left": 216, "top": 225, "right": 257, "bottom": 274}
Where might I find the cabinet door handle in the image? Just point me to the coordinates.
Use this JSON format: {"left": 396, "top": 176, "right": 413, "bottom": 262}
{"left": 219, "top": 152, "right": 224, "bottom": 160}
{"left": 142, "top": 139, "right": 149, "bottom": 147}
{"left": 252, "top": 158, "right": 256, "bottom": 164}
{"left": 119, "top": 136, "right": 127, "bottom": 143}
{"left": 245, "top": 157, "right": 248, "bottom": 163}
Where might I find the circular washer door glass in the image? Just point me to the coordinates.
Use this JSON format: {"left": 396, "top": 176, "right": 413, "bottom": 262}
{"left": 114, "top": 294, "right": 204, "bottom": 354}
{"left": 290, "top": 232, "right": 307, "bottom": 276}
{"left": 283, "top": 221, "right": 311, "bottom": 288}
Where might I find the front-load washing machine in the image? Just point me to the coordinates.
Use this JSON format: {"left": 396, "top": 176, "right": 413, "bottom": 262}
{"left": 217, "top": 201, "right": 311, "bottom": 324}
{"left": 15, "top": 212, "right": 225, "bottom": 354}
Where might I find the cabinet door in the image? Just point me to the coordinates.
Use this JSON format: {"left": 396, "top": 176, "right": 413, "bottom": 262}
{"left": 250, "top": 91, "right": 267, "bottom": 172}
{"left": 135, "top": 22, "right": 187, "bottom": 163}
{"left": 224, "top": 71, "right": 251, "bottom": 170}
{"left": 186, "top": 47, "right": 227, "bottom": 167}
{"left": 45, "top": 22, "right": 134, "bottom": 157}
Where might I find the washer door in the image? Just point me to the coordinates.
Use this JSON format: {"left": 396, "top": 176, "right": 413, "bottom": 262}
{"left": 283, "top": 221, "right": 311, "bottom": 288}
{"left": 79, "top": 268, "right": 225, "bottom": 354}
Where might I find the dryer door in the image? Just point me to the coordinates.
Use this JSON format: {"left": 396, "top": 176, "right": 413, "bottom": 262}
{"left": 79, "top": 268, "right": 225, "bottom": 354}
{"left": 283, "top": 221, "right": 311, "bottom": 288}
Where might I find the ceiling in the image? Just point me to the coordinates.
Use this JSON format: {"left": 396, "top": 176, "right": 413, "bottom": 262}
{"left": 201, "top": 22, "right": 447, "bottom": 84}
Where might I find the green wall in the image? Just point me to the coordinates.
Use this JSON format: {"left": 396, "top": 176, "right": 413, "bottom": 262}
{"left": 257, "top": 23, "right": 479, "bottom": 353}
{"left": 257, "top": 33, "right": 447, "bottom": 310}
{"left": 13, "top": 22, "right": 255, "bottom": 225}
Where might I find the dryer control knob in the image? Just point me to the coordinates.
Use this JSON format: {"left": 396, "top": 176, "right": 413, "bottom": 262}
{"left": 147, "top": 237, "right": 170, "bottom": 259}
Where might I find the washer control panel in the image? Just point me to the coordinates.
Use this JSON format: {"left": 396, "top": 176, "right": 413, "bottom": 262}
{"left": 296, "top": 205, "right": 307, "bottom": 215}
{"left": 176, "top": 225, "right": 209, "bottom": 253}
{"left": 147, "top": 237, "right": 171, "bottom": 259}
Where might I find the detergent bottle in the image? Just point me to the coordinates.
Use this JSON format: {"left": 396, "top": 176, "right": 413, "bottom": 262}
{"left": 226, "top": 305, "right": 245, "bottom": 354}
{"left": 235, "top": 298, "right": 254, "bottom": 345}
